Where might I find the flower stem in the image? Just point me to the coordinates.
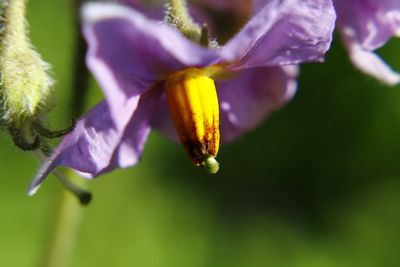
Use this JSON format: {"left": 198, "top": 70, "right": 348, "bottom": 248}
{"left": 41, "top": 174, "right": 87, "bottom": 267}
{"left": 167, "top": 0, "right": 192, "bottom": 24}
{"left": 70, "top": 0, "right": 90, "bottom": 117}
{"left": 2, "top": 0, "right": 29, "bottom": 46}
{"left": 40, "top": 0, "right": 90, "bottom": 266}
{"left": 166, "top": 0, "right": 201, "bottom": 41}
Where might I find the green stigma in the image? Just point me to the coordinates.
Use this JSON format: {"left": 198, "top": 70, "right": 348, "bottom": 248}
{"left": 204, "top": 156, "right": 220, "bottom": 174}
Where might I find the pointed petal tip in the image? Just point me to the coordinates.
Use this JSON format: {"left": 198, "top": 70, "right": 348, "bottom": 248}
{"left": 386, "top": 76, "right": 400, "bottom": 86}
{"left": 347, "top": 41, "right": 400, "bottom": 86}
{"left": 27, "top": 183, "right": 41, "bottom": 196}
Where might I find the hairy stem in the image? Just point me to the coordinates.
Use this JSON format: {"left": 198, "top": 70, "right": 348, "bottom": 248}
{"left": 2, "top": 0, "right": 28, "bottom": 46}
{"left": 168, "top": 0, "right": 192, "bottom": 24}
{"left": 166, "top": 0, "right": 201, "bottom": 41}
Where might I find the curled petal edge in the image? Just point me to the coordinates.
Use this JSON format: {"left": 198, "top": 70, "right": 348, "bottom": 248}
{"left": 342, "top": 28, "right": 400, "bottom": 86}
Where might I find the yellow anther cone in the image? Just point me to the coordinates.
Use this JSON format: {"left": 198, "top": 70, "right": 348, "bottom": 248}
{"left": 166, "top": 68, "right": 220, "bottom": 172}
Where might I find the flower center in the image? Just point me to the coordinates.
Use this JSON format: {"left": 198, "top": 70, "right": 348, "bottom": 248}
{"left": 165, "top": 68, "right": 220, "bottom": 173}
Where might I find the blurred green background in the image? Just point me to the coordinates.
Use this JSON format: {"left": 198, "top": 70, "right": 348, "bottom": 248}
{"left": 1, "top": 0, "right": 400, "bottom": 266}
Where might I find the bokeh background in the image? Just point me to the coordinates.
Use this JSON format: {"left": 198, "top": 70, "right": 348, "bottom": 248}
{"left": 1, "top": 0, "right": 400, "bottom": 266}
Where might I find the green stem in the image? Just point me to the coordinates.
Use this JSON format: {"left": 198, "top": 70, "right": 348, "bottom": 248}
{"left": 166, "top": 0, "right": 201, "bottom": 41}
{"left": 3, "top": 0, "right": 29, "bottom": 46}
{"left": 168, "top": 0, "right": 192, "bottom": 24}
{"left": 40, "top": 0, "right": 90, "bottom": 266}
{"left": 40, "top": 174, "right": 87, "bottom": 267}
{"left": 69, "top": 0, "right": 90, "bottom": 117}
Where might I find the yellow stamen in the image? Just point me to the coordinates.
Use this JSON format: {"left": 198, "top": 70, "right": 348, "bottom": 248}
{"left": 166, "top": 68, "right": 220, "bottom": 172}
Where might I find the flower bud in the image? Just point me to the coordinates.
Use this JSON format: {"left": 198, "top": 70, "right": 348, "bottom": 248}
{"left": 1, "top": 0, "right": 53, "bottom": 122}
{"left": 0, "top": 0, "right": 57, "bottom": 149}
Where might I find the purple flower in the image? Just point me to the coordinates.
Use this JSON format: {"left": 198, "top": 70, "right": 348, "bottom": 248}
{"left": 29, "top": 0, "right": 335, "bottom": 193}
{"left": 201, "top": 0, "right": 400, "bottom": 85}
{"left": 333, "top": 0, "right": 400, "bottom": 85}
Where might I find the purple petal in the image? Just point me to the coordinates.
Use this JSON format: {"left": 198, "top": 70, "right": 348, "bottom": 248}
{"left": 29, "top": 89, "right": 162, "bottom": 195}
{"left": 334, "top": 0, "right": 400, "bottom": 50}
{"left": 341, "top": 34, "right": 400, "bottom": 85}
{"left": 115, "top": 87, "right": 163, "bottom": 168}
{"left": 217, "top": 66, "right": 298, "bottom": 143}
{"left": 150, "top": 93, "right": 180, "bottom": 143}
{"left": 222, "top": 0, "right": 336, "bottom": 69}
{"left": 334, "top": 0, "right": 400, "bottom": 85}
{"left": 82, "top": 3, "right": 220, "bottom": 128}
{"left": 152, "top": 66, "right": 298, "bottom": 144}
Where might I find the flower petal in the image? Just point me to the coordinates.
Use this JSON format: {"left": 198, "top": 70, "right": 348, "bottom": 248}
{"left": 152, "top": 66, "right": 298, "bottom": 144}
{"left": 342, "top": 34, "right": 400, "bottom": 85}
{"left": 115, "top": 88, "right": 163, "bottom": 168}
{"left": 82, "top": 3, "right": 220, "bottom": 128}
{"left": 221, "top": 0, "right": 336, "bottom": 69}
{"left": 334, "top": 0, "right": 400, "bottom": 85}
{"left": 217, "top": 66, "right": 298, "bottom": 143}
{"left": 150, "top": 93, "right": 180, "bottom": 143}
{"left": 28, "top": 88, "right": 162, "bottom": 195}
{"left": 334, "top": 0, "right": 400, "bottom": 50}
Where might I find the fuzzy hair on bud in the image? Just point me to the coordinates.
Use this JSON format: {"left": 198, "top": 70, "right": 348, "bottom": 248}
{"left": 0, "top": 0, "right": 54, "bottom": 127}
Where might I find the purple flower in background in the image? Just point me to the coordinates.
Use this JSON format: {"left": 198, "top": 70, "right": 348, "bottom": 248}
{"left": 333, "top": 0, "right": 400, "bottom": 85}
{"left": 204, "top": 0, "right": 400, "bottom": 85}
{"left": 29, "top": 0, "right": 335, "bottom": 193}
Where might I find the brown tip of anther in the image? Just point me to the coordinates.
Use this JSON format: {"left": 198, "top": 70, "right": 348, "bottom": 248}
{"left": 33, "top": 118, "right": 76, "bottom": 139}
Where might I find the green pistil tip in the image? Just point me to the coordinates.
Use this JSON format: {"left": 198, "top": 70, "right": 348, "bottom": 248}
{"left": 204, "top": 156, "right": 219, "bottom": 174}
